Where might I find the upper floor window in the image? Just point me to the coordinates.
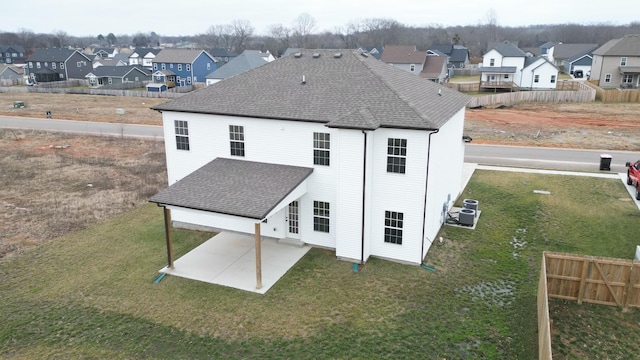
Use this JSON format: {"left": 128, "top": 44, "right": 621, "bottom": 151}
{"left": 534, "top": 75, "right": 539, "bottom": 83}
{"left": 29, "top": 62, "right": 33, "bottom": 68}
{"left": 178, "top": 64, "right": 182, "bottom": 71}
{"left": 620, "top": 57, "right": 627, "bottom": 66}
{"left": 387, "top": 138, "right": 407, "bottom": 174}
{"left": 186, "top": 64, "right": 191, "bottom": 71}
{"left": 187, "top": 77, "right": 192, "bottom": 84}
{"left": 36, "top": 62, "right": 41, "bottom": 69}
{"left": 605, "top": 74, "right": 612, "bottom": 83}
{"left": 174, "top": 120, "right": 190, "bottom": 151}
{"left": 170, "top": 63, "right": 173, "bottom": 69}
{"left": 207, "top": 63, "right": 211, "bottom": 70}
{"left": 60, "top": 62, "right": 64, "bottom": 69}
{"left": 229, "top": 125, "right": 245, "bottom": 156}
{"left": 161, "top": 63, "right": 166, "bottom": 70}
{"left": 410, "top": 64, "right": 415, "bottom": 72}
{"left": 154, "top": 63, "right": 158, "bottom": 70}
{"left": 77, "top": 61, "right": 82, "bottom": 67}
{"left": 490, "top": 58, "right": 495, "bottom": 66}
{"left": 313, "top": 201, "right": 330, "bottom": 233}
{"left": 52, "top": 62, "right": 56, "bottom": 69}
{"left": 313, "top": 132, "right": 330, "bottom": 166}
{"left": 384, "top": 210, "right": 403, "bottom": 245}
{"left": 550, "top": 75, "right": 556, "bottom": 83}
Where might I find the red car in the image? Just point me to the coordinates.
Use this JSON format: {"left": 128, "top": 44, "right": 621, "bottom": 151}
{"left": 625, "top": 160, "right": 640, "bottom": 200}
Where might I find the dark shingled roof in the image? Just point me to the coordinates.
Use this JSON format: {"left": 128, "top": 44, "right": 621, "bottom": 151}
{"left": 153, "top": 49, "right": 470, "bottom": 130}
{"left": 593, "top": 34, "right": 640, "bottom": 56}
{"left": 149, "top": 158, "right": 313, "bottom": 219}
{"left": 491, "top": 41, "right": 526, "bottom": 57}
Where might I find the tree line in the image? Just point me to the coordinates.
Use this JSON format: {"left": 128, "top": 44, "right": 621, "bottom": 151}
{"left": 2, "top": 12, "right": 639, "bottom": 59}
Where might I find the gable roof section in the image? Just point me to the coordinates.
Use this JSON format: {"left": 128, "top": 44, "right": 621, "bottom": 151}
{"left": 205, "top": 51, "right": 267, "bottom": 80}
{"left": 381, "top": 45, "right": 425, "bottom": 64}
{"left": 149, "top": 158, "right": 313, "bottom": 219}
{"left": 429, "top": 44, "right": 453, "bottom": 55}
{"left": 593, "top": 34, "right": 640, "bottom": 56}
{"left": 449, "top": 48, "right": 469, "bottom": 63}
{"left": 154, "top": 49, "right": 212, "bottom": 64}
{"left": 88, "top": 65, "right": 150, "bottom": 77}
{"left": 28, "top": 48, "right": 90, "bottom": 62}
{"left": 553, "top": 43, "right": 598, "bottom": 59}
{"left": 491, "top": 41, "right": 526, "bottom": 57}
{"left": 420, "top": 55, "right": 447, "bottom": 79}
{"left": 153, "top": 49, "right": 470, "bottom": 130}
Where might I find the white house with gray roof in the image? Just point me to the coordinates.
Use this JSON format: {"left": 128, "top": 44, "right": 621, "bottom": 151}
{"left": 480, "top": 41, "right": 559, "bottom": 90}
{"left": 150, "top": 49, "right": 470, "bottom": 286}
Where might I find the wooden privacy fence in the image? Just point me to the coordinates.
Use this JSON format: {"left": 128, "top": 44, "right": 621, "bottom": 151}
{"left": 467, "top": 82, "right": 596, "bottom": 108}
{"left": 0, "top": 86, "right": 184, "bottom": 99}
{"left": 538, "top": 256, "right": 553, "bottom": 360}
{"left": 544, "top": 252, "right": 640, "bottom": 309}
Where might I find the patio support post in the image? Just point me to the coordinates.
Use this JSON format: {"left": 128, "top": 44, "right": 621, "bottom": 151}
{"left": 255, "top": 222, "right": 262, "bottom": 289}
{"left": 164, "top": 207, "right": 174, "bottom": 269}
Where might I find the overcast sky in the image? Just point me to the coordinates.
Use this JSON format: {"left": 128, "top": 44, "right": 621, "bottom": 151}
{"left": 3, "top": 0, "right": 635, "bottom": 37}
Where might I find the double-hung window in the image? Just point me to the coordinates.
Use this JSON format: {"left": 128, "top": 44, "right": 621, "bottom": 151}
{"left": 621, "top": 57, "right": 627, "bottom": 66}
{"left": 387, "top": 138, "right": 407, "bottom": 174}
{"left": 313, "top": 132, "right": 330, "bottom": 166}
{"left": 550, "top": 75, "right": 556, "bottom": 83}
{"left": 534, "top": 75, "right": 540, "bottom": 83}
{"left": 313, "top": 201, "right": 330, "bottom": 233}
{"left": 384, "top": 211, "right": 403, "bottom": 245}
{"left": 229, "top": 125, "right": 245, "bottom": 156}
{"left": 174, "top": 120, "right": 189, "bottom": 150}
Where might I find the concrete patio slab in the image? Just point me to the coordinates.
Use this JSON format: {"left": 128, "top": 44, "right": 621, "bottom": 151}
{"left": 160, "top": 232, "right": 311, "bottom": 294}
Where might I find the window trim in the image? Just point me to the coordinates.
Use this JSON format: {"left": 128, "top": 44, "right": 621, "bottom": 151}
{"left": 604, "top": 73, "right": 612, "bottom": 83}
{"left": 174, "top": 120, "right": 190, "bottom": 151}
{"left": 550, "top": 75, "right": 556, "bottom": 83}
{"left": 313, "top": 201, "right": 330, "bottom": 233}
{"left": 384, "top": 210, "right": 403, "bottom": 245}
{"left": 313, "top": 132, "right": 330, "bottom": 166}
{"left": 229, "top": 125, "right": 245, "bottom": 157}
{"left": 387, "top": 138, "right": 407, "bottom": 174}
{"left": 534, "top": 74, "right": 540, "bottom": 83}
{"left": 621, "top": 57, "right": 627, "bottom": 66}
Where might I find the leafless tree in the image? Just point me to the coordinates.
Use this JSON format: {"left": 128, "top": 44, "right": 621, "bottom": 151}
{"left": 292, "top": 13, "right": 316, "bottom": 47}
{"left": 231, "top": 20, "right": 254, "bottom": 53}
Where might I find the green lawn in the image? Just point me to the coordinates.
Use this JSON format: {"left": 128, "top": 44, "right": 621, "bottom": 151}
{"left": 1, "top": 171, "right": 639, "bottom": 359}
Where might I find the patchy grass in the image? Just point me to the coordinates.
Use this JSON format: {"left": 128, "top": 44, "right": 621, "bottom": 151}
{"left": 1, "top": 170, "right": 639, "bottom": 358}
{"left": 449, "top": 75, "right": 480, "bottom": 83}
{"left": 0, "top": 129, "right": 167, "bottom": 258}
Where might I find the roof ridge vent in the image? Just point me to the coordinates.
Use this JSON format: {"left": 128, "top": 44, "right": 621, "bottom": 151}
{"left": 294, "top": 52, "right": 302, "bottom": 58}
{"left": 312, "top": 53, "right": 321, "bottom": 58}
{"left": 334, "top": 52, "right": 342, "bottom": 58}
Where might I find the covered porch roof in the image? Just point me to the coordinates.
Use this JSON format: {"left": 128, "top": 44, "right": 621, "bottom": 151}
{"left": 149, "top": 158, "right": 313, "bottom": 291}
{"left": 480, "top": 66, "right": 517, "bottom": 74}
{"left": 149, "top": 157, "right": 313, "bottom": 220}
{"left": 620, "top": 66, "right": 640, "bottom": 74}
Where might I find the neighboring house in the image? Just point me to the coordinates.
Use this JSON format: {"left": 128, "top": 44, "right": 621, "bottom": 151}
{"left": 590, "top": 34, "right": 640, "bottom": 89}
{"left": 85, "top": 65, "right": 151, "bottom": 87}
{"left": 208, "top": 48, "right": 238, "bottom": 64}
{"left": 151, "top": 70, "right": 177, "bottom": 88}
{"left": 205, "top": 50, "right": 267, "bottom": 85}
{"left": 152, "top": 49, "right": 217, "bottom": 86}
{"left": 551, "top": 43, "right": 598, "bottom": 70}
{"left": 381, "top": 45, "right": 426, "bottom": 74}
{"left": 92, "top": 47, "right": 119, "bottom": 58}
{"left": 243, "top": 50, "right": 275, "bottom": 62}
{"left": 480, "top": 41, "right": 559, "bottom": 90}
{"left": 562, "top": 51, "right": 595, "bottom": 77}
{"left": 0, "top": 65, "right": 23, "bottom": 80}
{"left": 358, "top": 46, "right": 383, "bottom": 60}
{"left": 25, "top": 48, "right": 93, "bottom": 82}
{"left": 0, "top": 45, "right": 27, "bottom": 64}
{"left": 93, "top": 57, "right": 128, "bottom": 68}
{"left": 149, "top": 49, "right": 471, "bottom": 285}
{"left": 129, "top": 48, "right": 161, "bottom": 69}
{"left": 428, "top": 44, "right": 470, "bottom": 68}
{"left": 420, "top": 55, "right": 448, "bottom": 83}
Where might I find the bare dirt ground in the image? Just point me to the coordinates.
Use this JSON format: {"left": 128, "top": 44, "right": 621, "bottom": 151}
{"left": 1, "top": 93, "right": 639, "bottom": 259}
{"left": 465, "top": 102, "right": 640, "bottom": 151}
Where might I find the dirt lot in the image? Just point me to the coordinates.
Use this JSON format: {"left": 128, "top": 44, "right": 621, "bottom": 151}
{"left": 2, "top": 93, "right": 639, "bottom": 150}
{"left": 1, "top": 93, "right": 639, "bottom": 258}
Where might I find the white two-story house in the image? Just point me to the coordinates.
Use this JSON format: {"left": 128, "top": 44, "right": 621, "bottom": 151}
{"left": 481, "top": 41, "right": 559, "bottom": 90}
{"left": 150, "top": 49, "right": 470, "bottom": 282}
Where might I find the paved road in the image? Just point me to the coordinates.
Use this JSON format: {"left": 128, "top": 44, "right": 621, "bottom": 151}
{"left": 465, "top": 144, "right": 640, "bottom": 173}
{"left": 2, "top": 115, "right": 640, "bottom": 173}
{"left": 0, "top": 115, "right": 164, "bottom": 139}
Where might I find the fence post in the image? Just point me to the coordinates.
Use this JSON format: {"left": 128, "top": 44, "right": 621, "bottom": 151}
{"left": 577, "top": 258, "right": 590, "bottom": 304}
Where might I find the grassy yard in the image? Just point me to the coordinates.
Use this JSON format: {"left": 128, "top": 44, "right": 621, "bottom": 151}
{"left": 1, "top": 171, "right": 639, "bottom": 359}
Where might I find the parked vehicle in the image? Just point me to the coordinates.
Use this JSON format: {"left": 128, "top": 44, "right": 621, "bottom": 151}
{"left": 573, "top": 70, "right": 583, "bottom": 78}
{"left": 625, "top": 160, "right": 640, "bottom": 200}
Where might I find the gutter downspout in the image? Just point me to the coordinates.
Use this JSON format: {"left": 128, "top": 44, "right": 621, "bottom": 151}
{"left": 420, "top": 129, "right": 439, "bottom": 264}
{"left": 360, "top": 130, "right": 368, "bottom": 265}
